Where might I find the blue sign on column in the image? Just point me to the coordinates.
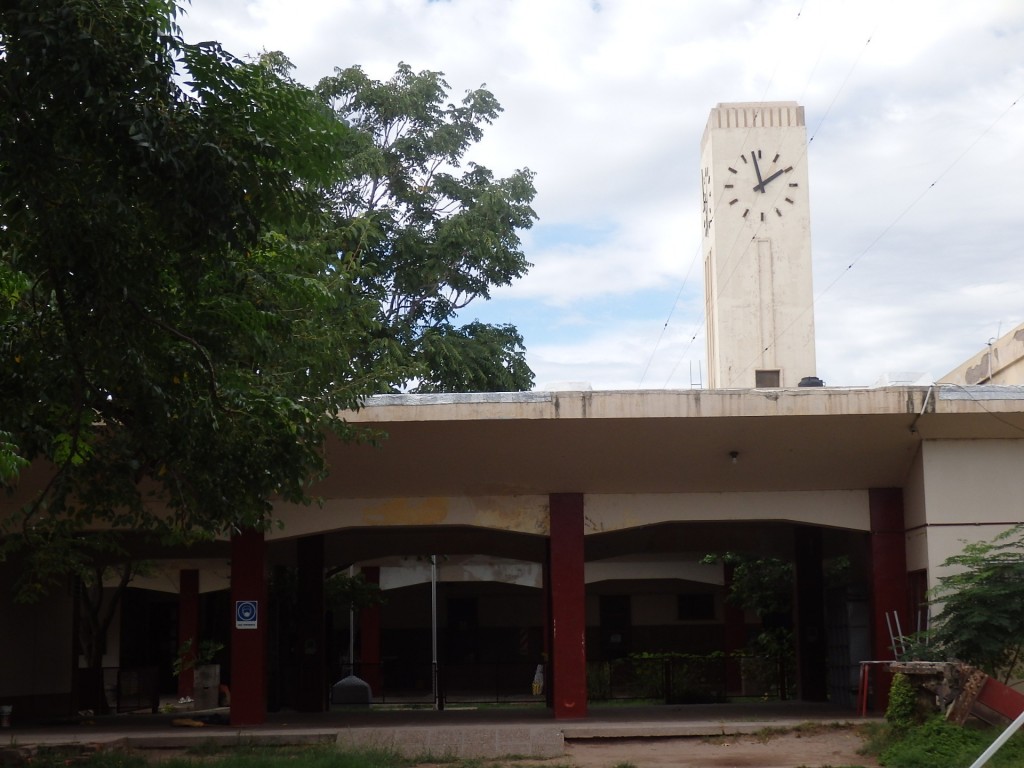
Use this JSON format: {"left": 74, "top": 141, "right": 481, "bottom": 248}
{"left": 235, "top": 600, "right": 258, "bottom": 629}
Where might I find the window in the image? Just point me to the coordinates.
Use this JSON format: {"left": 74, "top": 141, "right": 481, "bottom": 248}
{"left": 755, "top": 369, "right": 781, "bottom": 388}
{"left": 677, "top": 593, "right": 716, "bottom": 621}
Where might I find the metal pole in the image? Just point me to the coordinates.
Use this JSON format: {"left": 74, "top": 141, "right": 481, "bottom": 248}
{"left": 431, "top": 555, "right": 438, "bottom": 710}
{"left": 968, "top": 706, "right": 1024, "bottom": 768}
{"left": 893, "top": 612, "right": 906, "bottom": 658}
{"left": 348, "top": 565, "right": 355, "bottom": 675}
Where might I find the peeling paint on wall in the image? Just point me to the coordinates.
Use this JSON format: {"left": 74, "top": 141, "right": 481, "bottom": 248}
{"left": 359, "top": 496, "right": 549, "bottom": 533}
{"left": 964, "top": 360, "right": 990, "bottom": 385}
{"left": 472, "top": 496, "right": 549, "bottom": 535}
{"left": 362, "top": 497, "right": 451, "bottom": 526}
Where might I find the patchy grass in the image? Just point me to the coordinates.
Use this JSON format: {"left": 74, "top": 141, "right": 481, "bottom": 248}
{"left": 167, "top": 744, "right": 413, "bottom": 768}
{"left": 750, "top": 720, "right": 866, "bottom": 744}
{"left": 861, "top": 717, "right": 1024, "bottom": 768}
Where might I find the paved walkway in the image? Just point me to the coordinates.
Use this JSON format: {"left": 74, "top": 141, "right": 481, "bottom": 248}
{"left": 1, "top": 702, "right": 877, "bottom": 759}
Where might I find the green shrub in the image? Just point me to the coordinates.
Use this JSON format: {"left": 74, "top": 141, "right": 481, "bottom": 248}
{"left": 586, "top": 660, "right": 611, "bottom": 700}
{"left": 884, "top": 672, "right": 918, "bottom": 729}
{"left": 878, "top": 717, "right": 1024, "bottom": 768}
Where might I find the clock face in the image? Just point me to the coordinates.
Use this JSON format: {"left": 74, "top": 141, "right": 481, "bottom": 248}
{"left": 723, "top": 149, "right": 799, "bottom": 222}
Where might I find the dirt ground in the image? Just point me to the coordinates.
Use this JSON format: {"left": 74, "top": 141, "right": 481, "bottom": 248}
{"left": 560, "top": 729, "right": 880, "bottom": 768}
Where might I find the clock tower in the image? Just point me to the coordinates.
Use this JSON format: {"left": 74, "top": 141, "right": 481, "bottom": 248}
{"left": 700, "top": 102, "right": 817, "bottom": 388}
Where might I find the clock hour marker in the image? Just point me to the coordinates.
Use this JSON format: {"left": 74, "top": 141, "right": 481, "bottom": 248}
{"left": 740, "top": 155, "right": 748, "bottom": 163}
{"left": 728, "top": 198, "right": 738, "bottom": 205}
{"left": 772, "top": 153, "right": 779, "bottom": 163}
{"left": 775, "top": 208, "right": 783, "bottom": 216}
{"left": 788, "top": 183, "right": 798, "bottom": 187}
{"left": 724, "top": 183, "right": 734, "bottom": 188}
{"left": 742, "top": 209, "right": 749, "bottom": 218}
{"left": 760, "top": 212, "right": 766, "bottom": 221}
{"left": 728, "top": 167, "right": 737, "bottom": 174}
{"left": 784, "top": 166, "right": 793, "bottom": 173}
{"left": 757, "top": 149, "right": 762, "bottom": 158}
{"left": 785, "top": 197, "right": 794, "bottom": 204}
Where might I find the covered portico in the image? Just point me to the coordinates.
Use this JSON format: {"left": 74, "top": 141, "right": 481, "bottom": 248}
{"left": 7, "top": 384, "right": 1024, "bottom": 724}
{"left": 217, "top": 384, "right": 989, "bottom": 721}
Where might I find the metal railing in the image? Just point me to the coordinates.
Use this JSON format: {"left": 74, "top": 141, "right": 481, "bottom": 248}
{"left": 340, "top": 660, "right": 543, "bottom": 705}
{"left": 587, "top": 653, "right": 796, "bottom": 703}
{"left": 337, "top": 654, "right": 792, "bottom": 706}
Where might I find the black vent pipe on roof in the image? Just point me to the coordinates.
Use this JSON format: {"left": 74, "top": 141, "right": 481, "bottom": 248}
{"left": 798, "top": 376, "right": 825, "bottom": 387}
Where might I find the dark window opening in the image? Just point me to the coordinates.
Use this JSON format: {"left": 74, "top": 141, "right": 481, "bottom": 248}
{"left": 677, "top": 593, "right": 716, "bottom": 621}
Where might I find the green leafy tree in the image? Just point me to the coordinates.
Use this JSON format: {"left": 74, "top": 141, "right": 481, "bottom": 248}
{"left": 325, "top": 570, "right": 385, "bottom": 615}
{"left": 928, "top": 525, "right": 1024, "bottom": 682}
{"left": 0, "top": 1, "right": 536, "bottom": 602}
{"left": 315, "top": 63, "right": 537, "bottom": 392}
{"left": 0, "top": 0, "right": 535, "bottom": 603}
{"left": 702, "top": 551, "right": 796, "bottom": 696}
{"left": 416, "top": 321, "right": 533, "bottom": 393}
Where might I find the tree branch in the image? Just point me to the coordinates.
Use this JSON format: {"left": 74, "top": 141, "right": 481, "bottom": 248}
{"left": 127, "top": 298, "right": 220, "bottom": 405}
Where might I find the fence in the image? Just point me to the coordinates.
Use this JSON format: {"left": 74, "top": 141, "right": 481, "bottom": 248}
{"left": 340, "top": 654, "right": 789, "bottom": 706}
{"left": 344, "top": 660, "right": 543, "bottom": 705}
{"left": 76, "top": 667, "right": 160, "bottom": 713}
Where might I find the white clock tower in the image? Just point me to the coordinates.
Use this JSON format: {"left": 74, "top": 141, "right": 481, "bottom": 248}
{"left": 700, "top": 102, "right": 817, "bottom": 389}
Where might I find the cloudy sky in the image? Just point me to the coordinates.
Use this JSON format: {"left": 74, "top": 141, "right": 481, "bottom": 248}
{"left": 180, "top": 0, "right": 1024, "bottom": 389}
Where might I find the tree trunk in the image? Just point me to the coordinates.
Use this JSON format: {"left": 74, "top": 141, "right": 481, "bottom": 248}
{"left": 77, "top": 563, "right": 136, "bottom": 713}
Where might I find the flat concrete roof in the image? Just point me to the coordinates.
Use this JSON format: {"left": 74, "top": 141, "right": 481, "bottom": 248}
{"left": 316, "top": 385, "right": 1024, "bottom": 499}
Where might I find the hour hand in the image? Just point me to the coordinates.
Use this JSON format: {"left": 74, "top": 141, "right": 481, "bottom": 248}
{"left": 754, "top": 168, "right": 784, "bottom": 193}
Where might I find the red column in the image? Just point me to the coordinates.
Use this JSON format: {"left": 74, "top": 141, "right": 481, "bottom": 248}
{"left": 869, "top": 488, "right": 908, "bottom": 711}
{"left": 230, "top": 529, "right": 267, "bottom": 725}
{"left": 723, "top": 564, "right": 746, "bottom": 695}
{"left": 177, "top": 569, "right": 200, "bottom": 699}
{"left": 548, "top": 493, "right": 587, "bottom": 719}
{"left": 295, "top": 535, "right": 325, "bottom": 712}
{"left": 359, "top": 566, "right": 382, "bottom": 694}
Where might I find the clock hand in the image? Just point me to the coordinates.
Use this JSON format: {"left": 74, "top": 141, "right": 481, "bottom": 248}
{"left": 751, "top": 152, "right": 764, "bottom": 187}
{"left": 753, "top": 168, "right": 784, "bottom": 193}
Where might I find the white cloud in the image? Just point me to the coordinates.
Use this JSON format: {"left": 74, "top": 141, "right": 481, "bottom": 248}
{"left": 180, "top": 0, "right": 1024, "bottom": 390}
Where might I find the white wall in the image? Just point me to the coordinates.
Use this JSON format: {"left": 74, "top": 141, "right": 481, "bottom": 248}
{"left": 919, "top": 439, "right": 1024, "bottom": 587}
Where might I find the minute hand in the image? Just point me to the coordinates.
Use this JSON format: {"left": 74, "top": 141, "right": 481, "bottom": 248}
{"left": 753, "top": 168, "right": 784, "bottom": 193}
{"left": 750, "top": 152, "right": 765, "bottom": 189}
